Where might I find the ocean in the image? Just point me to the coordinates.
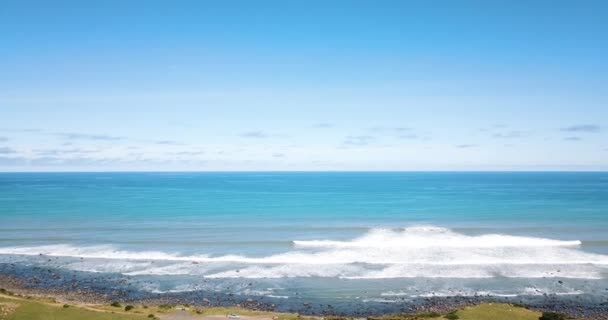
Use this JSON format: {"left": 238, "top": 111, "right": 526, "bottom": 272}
{"left": 1, "top": 172, "right": 607, "bottom": 310}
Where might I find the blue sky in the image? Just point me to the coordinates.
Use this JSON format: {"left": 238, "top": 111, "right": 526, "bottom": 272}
{"left": 1, "top": 0, "right": 607, "bottom": 171}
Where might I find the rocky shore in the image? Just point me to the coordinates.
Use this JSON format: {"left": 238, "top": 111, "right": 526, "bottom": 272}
{"left": 1, "top": 262, "right": 607, "bottom": 319}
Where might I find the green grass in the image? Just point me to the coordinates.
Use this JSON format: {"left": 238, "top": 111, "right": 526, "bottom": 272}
{"left": 0, "top": 293, "right": 551, "bottom": 320}
{"left": 454, "top": 303, "right": 541, "bottom": 320}
{"left": 369, "top": 311, "right": 443, "bottom": 319}
{"left": 96, "top": 303, "right": 306, "bottom": 319}
{"left": 191, "top": 306, "right": 304, "bottom": 320}
{"left": 0, "top": 295, "right": 147, "bottom": 320}
{"left": 370, "top": 303, "right": 543, "bottom": 320}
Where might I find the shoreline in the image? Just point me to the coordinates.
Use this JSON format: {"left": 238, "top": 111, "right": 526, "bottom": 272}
{"left": 1, "top": 270, "right": 608, "bottom": 319}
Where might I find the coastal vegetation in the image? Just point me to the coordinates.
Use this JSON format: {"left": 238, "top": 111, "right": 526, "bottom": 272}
{"left": 0, "top": 293, "right": 145, "bottom": 320}
{"left": 539, "top": 312, "right": 567, "bottom": 320}
{"left": 0, "top": 289, "right": 563, "bottom": 320}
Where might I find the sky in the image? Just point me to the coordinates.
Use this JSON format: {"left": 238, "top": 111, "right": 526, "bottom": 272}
{"left": 0, "top": 0, "right": 607, "bottom": 171}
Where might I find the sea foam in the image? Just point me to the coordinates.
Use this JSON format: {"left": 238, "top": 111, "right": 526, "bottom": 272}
{"left": 0, "top": 226, "right": 606, "bottom": 279}
{"left": 293, "top": 226, "right": 582, "bottom": 248}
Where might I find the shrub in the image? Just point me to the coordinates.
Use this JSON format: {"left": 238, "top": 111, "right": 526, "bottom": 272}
{"left": 63, "top": 304, "right": 70, "bottom": 308}
{"left": 158, "top": 304, "right": 173, "bottom": 309}
{"left": 445, "top": 313, "right": 459, "bottom": 320}
{"left": 125, "top": 305, "right": 135, "bottom": 311}
{"left": 148, "top": 314, "right": 155, "bottom": 318}
{"left": 418, "top": 312, "right": 441, "bottom": 318}
{"left": 539, "top": 311, "right": 567, "bottom": 320}
{"left": 110, "top": 301, "right": 122, "bottom": 307}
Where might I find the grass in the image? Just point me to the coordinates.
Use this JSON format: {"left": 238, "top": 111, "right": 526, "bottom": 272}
{"left": 193, "top": 306, "right": 302, "bottom": 319}
{"left": 0, "top": 295, "right": 146, "bottom": 320}
{"left": 369, "top": 311, "right": 444, "bottom": 320}
{"left": 0, "top": 291, "right": 551, "bottom": 320}
{"left": 454, "top": 303, "right": 541, "bottom": 320}
{"left": 370, "top": 303, "right": 542, "bottom": 320}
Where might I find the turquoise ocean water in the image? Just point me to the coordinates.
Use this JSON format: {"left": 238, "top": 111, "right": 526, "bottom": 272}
{"left": 1, "top": 172, "right": 607, "bottom": 304}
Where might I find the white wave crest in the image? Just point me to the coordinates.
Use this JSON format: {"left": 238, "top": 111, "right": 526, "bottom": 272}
{"left": 293, "top": 226, "right": 582, "bottom": 248}
{"left": 0, "top": 226, "right": 606, "bottom": 279}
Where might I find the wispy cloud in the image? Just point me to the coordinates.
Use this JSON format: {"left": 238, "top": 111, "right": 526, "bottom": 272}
{"left": 57, "top": 132, "right": 124, "bottom": 141}
{"left": 272, "top": 153, "right": 285, "bottom": 158}
{"left": 312, "top": 123, "right": 333, "bottom": 128}
{"left": 238, "top": 131, "right": 286, "bottom": 138}
{"left": 560, "top": 124, "right": 601, "bottom": 133}
{"left": 239, "top": 131, "right": 268, "bottom": 138}
{"left": 492, "top": 130, "right": 528, "bottom": 139}
{"left": 367, "top": 126, "right": 426, "bottom": 140}
{"left": 0, "top": 128, "right": 40, "bottom": 133}
{"left": 0, "top": 156, "right": 186, "bottom": 167}
{"left": 155, "top": 140, "right": 181, "bottom": 145}
{"left": 0, "top": 147, "right": 17, "bottom": 154}
{"left": 0, "top": 137, "right": 8, "bottom": 142}
{"left": 368, "top": 126, "right": 412, "bottom": 133}
{"left": 33, "top": 157, "right": 120, "bottom": 166}
{"left": 456, "top": 144, "right": 478, "bottom": 148}
{"left": 0, "top": 156, "right": 26, "bottom": 165}
{"left": 398, "top": 133, "right": 419, "bottom": 139}
{"left": 564, "top": 136, "right": 582, "bottom": 141}
{"left": 479, "top": 124, "right": 508, "bottom": 132}
{"left": 171, "top": 151, "right": 205, "bottom": 156}
{"left": 34, "top": 148, "right": 98, "bottom": 156}
{"left": 343, "top": 135, "right": 376, "bottom": 146}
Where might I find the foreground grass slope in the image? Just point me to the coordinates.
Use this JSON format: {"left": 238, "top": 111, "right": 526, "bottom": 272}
{"left": 1, "top": 292, "right": 548, "bottom": 320}
{"left": 0, "top": 295, "right": 146, "bottom": 320}
{"left": 456, "top": 303, "right": 541, "bottom": 320}
{"left": 371, "top": 302, "right": 542, "bottom": 320}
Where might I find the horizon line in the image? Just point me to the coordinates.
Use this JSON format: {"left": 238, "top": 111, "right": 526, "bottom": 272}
{"left": 1, "top": 170, "right": 607, "bottom": 174}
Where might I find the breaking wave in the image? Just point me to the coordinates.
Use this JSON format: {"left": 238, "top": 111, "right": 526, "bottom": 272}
{"left": 293, "top": 226, "right": 582, "bottom": 248}
{"left": 0, "top": 226, "right": 606, "bottom": 279}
